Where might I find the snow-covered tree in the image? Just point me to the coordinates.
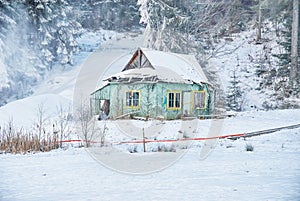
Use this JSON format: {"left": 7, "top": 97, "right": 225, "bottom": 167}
{"left": 226, "top": 60, "right": 243, "bottom": 111}
{"left": 138, "top": 0, "right": 257, "bottom": 54}
{"left": 0, "top": 1, "right": 85, "bottom": 106}
{"left": 0, "top": 2, "right": 43, "bottom": 104}
{"left": 0, "top": 0, "right": 15, "bottom": 95}
{"left": 25, "top": 0, "right": 82, "bottom": 67}
{"left": 138, "top": 0, "right": 191, "bottom": 53}
{"left": 77, "top": 0, "right": 140, "bottom": 31}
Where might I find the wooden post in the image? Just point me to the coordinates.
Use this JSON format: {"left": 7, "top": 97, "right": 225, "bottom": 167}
{"left": 142, "top": 128, "right": 146, "bottom": 152}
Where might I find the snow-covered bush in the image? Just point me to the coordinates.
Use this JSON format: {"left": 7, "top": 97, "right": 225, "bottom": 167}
{"left": 128, "top": 145, "right": 138, "bottom": 153}
{"left": 245, "top": 143, "right": 254, "bottom": 152}
{"left": 157, "top": 143, "right": 176, "bottom": 152}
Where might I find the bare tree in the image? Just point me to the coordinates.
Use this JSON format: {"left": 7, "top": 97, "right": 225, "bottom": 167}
{"left": 76, "top": 99, "right": 97, "bottom": 148}
{"left": 6, "top": 117, "right": 14, "bottom": 153}
{"left": 35, "top": 103, "right": 47, "bottom": 151}
{"left": 56, "top": 103, "right": 72, "bottom": 148}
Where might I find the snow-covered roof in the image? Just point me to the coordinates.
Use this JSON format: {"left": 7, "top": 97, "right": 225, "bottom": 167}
{"left": 103, "top": 48, "right": 210, "bottom": 86}
{"left": 105, "top": 66, "right": 191, "bottom": 84}
{"left": 138, "top": 48, "right": 209, "bottom": 84}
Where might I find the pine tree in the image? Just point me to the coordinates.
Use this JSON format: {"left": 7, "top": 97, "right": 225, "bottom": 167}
{"left": 0, "top": 1, "right": 44, "bottom": 105}
{"left": 0, "top": 1, "right": 12, "bottom": 65}
{"left": 0, "top": 0, "right": 13, "bottom": 95}
{"left": 25, "top": 0, "right": 82, "bottom": 67}
{"left": 0, "top": 1, "right": 14, "bottom": 39}
{"left": 77, "top": 0, "right": 140, "bottom": 31}
{"left": 0, "top": 1, "right": 83, "bottom": 106}
{"left": 226, "top": 60, "right": 243, "bottom": 111}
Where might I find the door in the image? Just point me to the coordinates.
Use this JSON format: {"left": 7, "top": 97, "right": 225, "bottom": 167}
{"left": 100, "top": 99, "right": 110, "bottom": 116}
{"left": 182, "top": 91, "right": 191, "bottom": 116}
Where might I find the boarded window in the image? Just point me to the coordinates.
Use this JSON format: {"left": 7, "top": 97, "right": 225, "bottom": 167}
{"left": 125, "top": 91, "right": 140, "bottom": 107}
{"left": 194, "top": 91, "right": 205, "bottom": 109}
{"left": 168, "top": 91, "right": 181, "bottom": 109}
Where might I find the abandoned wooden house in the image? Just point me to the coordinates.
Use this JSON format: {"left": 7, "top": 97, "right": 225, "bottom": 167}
{"left": 90, "top": 48, "right": 214, "bottom": 120}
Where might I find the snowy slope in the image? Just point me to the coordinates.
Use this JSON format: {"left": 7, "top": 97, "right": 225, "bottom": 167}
{"left": 208, "top": 26, "right": 280, "bottom": 110}
{"left": 0, "top": 94, "right": 71, "bottom": 127}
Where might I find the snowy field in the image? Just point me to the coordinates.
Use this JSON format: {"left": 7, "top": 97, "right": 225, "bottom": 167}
{"left": 1, "top": 30, "right": 300, "bottom": 200}
{"left": 0, "top": 111, "right": 300, "bottom": 201}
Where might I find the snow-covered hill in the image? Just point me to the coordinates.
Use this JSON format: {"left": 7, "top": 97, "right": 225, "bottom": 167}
{"left": 209, "top": 26, "right": 282, "bottom": 110}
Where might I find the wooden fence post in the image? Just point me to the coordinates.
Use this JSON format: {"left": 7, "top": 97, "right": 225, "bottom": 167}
{"left": 142, "top": 128, "right": 146, "bottom": 152}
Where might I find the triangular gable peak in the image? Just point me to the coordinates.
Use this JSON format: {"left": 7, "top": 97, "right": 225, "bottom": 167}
{"left": 122, "top": 48, "right": 154, "bottom": 72}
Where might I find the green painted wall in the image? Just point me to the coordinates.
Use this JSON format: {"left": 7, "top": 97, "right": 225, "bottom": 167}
{"left": 91, "top": 82, "right": 214, "bottom": 119}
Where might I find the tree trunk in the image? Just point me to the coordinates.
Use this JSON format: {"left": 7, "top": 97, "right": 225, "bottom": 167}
{"left": 256, "top": 0, "right": 262, "bottom": 44}
{"left": 291, "top": 0, "right": 299, "bottom": 86}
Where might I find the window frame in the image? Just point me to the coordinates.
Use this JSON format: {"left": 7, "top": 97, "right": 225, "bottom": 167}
{"left": 167, "top": 91, "right": 182, "bottom": 110}
{"left": 193, "top": 90, "right": 206, "bottom": 109}
{"left": 125, "top": 90, "right": 140, "bottom": 109}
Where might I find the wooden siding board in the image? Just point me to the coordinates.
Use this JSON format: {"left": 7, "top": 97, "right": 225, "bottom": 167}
{"left": 92, "top": 82, "right": 213, "bottom": 119}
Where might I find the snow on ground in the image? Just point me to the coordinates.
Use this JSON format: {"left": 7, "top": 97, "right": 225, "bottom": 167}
{"left": 0, "top": 109, "right": 300, "bottom": 201}
{"left": 92, "top": 109, "right": 300, "bottom": 154}
{"left": 0, "top": 94, "right": 71, "bottom": 128}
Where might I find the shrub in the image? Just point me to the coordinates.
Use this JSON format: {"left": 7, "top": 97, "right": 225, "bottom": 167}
{"left": 157, "top": 143, "right": 176, "bottom": 152}
{"left": 128, "top": 145, "right": 138, "bottom": 153}
{"left": 245, "top": 143, "right": 254, "bottom": 152}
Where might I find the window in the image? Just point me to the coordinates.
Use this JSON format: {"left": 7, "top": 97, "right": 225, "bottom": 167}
{"left": 167, "top": 91, "right": 181, "bottom": 109}
{"left": 194, "top": 91, "right": 206, "bottom": 109}
{"left": 125, "top": 91, "right": 140, "bottom": 108}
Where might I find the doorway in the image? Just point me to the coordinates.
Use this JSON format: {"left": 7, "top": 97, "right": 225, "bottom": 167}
{"left": 182, "top": 91, "right": 191, "bottom": 116}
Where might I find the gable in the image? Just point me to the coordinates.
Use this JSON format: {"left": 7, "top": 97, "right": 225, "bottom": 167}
{"left": 122, "top": 48, "right": 154, "bottom": 71}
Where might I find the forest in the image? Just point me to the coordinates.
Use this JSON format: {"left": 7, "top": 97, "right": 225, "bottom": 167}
{"left": 0, "top": 0, "right": 299, "bottom": 110}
